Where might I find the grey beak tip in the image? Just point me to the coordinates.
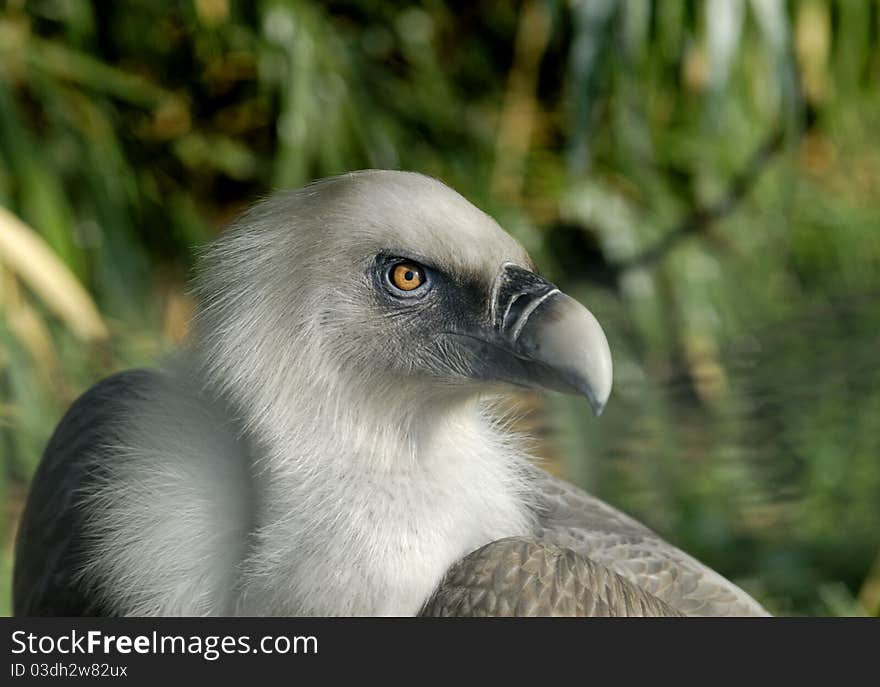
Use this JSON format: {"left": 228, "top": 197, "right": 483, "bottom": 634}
{"left": 584, "top": 385, "right": 610, "bottom": 417}
{"left": 551, "top": 294, "right": 613, "bottom": 416}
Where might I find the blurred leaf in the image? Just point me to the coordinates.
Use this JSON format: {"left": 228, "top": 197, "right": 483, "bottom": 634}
{"left": 0, "top": 206, "right": 107, "bottom": 341}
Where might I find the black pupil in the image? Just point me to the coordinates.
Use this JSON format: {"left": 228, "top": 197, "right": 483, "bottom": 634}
{"left": 404, "top": 270, "right": 414, "bottom": 281}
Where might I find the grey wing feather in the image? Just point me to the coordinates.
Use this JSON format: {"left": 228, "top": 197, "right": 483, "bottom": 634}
{"left": 528, "top": 467, "right": 769, "bottom": 616}
{"left": 13, "top": 369, "right": 158, "bottom": 616}
{"left": 420, "top": 536, "right": 682, "bottom": 617}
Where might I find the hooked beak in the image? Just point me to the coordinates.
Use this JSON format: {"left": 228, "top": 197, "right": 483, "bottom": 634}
{"left": 450, "top": 264, "right": 613, "bottom": 415}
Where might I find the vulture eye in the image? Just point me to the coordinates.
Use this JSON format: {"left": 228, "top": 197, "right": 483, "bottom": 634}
{"left": 389, "top": 262, "right": 426, "bottom": 292}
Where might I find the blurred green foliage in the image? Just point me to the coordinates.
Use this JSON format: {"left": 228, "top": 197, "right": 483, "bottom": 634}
{"left": 1, "top": 0, "right": 879, "bottom": 616}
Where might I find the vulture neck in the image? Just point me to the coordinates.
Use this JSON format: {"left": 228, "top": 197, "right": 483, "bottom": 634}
{"left": 226, "top": 370, "right": 536, "bottom": 616}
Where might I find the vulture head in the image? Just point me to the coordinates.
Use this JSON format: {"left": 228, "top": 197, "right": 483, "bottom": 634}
{"left": 194, "top": 171, "right": 612, "bottom": 442}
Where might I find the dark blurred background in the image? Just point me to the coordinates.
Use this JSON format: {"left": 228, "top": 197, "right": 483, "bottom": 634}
{"left": 1, "top": 0, "right": 879, "bottom": 616}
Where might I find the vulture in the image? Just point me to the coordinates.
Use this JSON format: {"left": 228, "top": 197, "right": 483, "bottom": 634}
{"left": 13, "top": 170, "right": 768, "bottom": 617}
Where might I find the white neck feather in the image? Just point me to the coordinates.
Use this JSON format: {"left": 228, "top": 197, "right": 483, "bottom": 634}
{"left": 231, "top": 366, "right": 536, "bottom": 616}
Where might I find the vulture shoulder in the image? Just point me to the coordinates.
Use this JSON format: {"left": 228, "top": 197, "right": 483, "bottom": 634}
{"left": 13, "top": 369, "right": 158, "bottom": 616}
{"left": 421, "top": 536, "right": 682, "bottom": 617}
{"left": 14, "top": 366, "right": 253, "bottom": 617}
{"left": 424, "top": 469, "right": 767, "bottom": 617}
{"left": 526, "top": 467, "right": 769, "bottom": 616}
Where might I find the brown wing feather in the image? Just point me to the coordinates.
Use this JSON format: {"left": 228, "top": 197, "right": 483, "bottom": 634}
{"left": 421, "top": 536, "right": 682, "bottom": 617}
{"left": 529, "top": 468, "right": 769, "bottom": 616}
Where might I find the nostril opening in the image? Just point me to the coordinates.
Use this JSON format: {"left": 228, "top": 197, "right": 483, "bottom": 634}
{"left": 503, "top": 293, "right": 531, "bottom": 334}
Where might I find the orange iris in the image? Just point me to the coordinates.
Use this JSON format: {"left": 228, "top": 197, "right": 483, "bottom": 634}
{"left": 391, "top": 263, "right": 424, "bottom": 291}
